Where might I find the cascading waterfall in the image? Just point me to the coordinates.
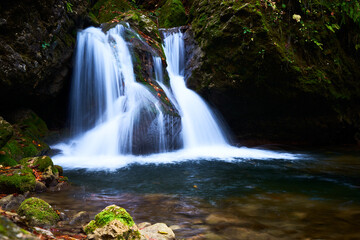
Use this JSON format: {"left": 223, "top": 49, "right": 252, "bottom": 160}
{"left": 53, "top": 24, "right": 298, "bottom": 169}
{"left": 162, "top": 30, "right": 229, "bottom": 148}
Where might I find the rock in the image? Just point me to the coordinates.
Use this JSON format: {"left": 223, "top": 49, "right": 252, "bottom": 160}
{"left": 69, "top": 211, "right": 90, "bottom": 226}
{"left": 0, "top": 166, "right": 36, "bottom": 193}
{"left": 0, "top": 193, "right": 25, "bottom": 211}
{"left": 188, "top": 0, "right": 360, "bottom": 144}
{"left": 48, "top": 181, "right": 69, "bottom": 192}
{"left": 138, "top": 222, "right": 152, "bottom": 229}
{"left": 0, "top": 116, "right": 13, "bottom": 149}
{"left": 54, "top": 165, "right": 63, "bottom": 176}
{"left": 42, "top": 165, "right": 58, "bottom": 187}
{"left": 17, "top": 197, "right": 60, "bottom": 227}
{"left": 139, "top": 223, "right": 175, "bottom": 240}
{"left": 34, "top": 227, "right": 55, "bottom": 238}
{"left": 205, "top": 213, "right": 240, "bottom": 225}
{"left": 169, "top": 225, "right": 181, "bottom": 231}
{"left": 84, "top": 205, "right": 140, "bottom": 240}
{"left": 0, "top": 215, "right": 38, "bottom": 239}
{"left": 33, "top": 156, "right": 54, "bottom": 172}
{"left": 158, "top": 0, "right": 187, "bottom": 28}
{"left": 35, "top": 180, "right": 47, "bottom": 193}
{"left": 59, "top": 212, "right": 69, "bottom": 221}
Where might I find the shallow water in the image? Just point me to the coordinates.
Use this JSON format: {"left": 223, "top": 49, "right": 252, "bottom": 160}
{"left": 38, "top": 146, "right": 360, "bottom": 239}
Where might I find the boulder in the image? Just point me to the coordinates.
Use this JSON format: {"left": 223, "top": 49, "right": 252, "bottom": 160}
{"left": 69, "top": 211, "right": 90, "bottom": 226}
{"left": 0, "top": 194, "right": 25, "bottom": 211}
{"left": 84, "top": 205, "right": 140, "bottom": 240}
{"left": 17, "top": 197, "right": 60, "bottom": 227}
{"left": 0, "top": 215, "right": 38, "bottom": 239}
{"left": 0, "top": 166, "right": 36, "bottom": 193}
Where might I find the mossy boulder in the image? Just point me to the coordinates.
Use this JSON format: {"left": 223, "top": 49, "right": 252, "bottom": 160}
{"left": 0, "top": 117, "right": 13, "bottom": 149}
{"left": 91, "top": 0, "right": 133, "bottom": 23}
{"left": 0, "top": 166, "right": 36, "bottom": 193}
{"left": 84, "top": 205, "right": 140, "bottom": 240}
{"left": 0, "top": 110, "right": 50, "bottom": 163}
{"left": 0, "top": 215, "right": 38, "bottom": 239}
{"left": 17, "top": 197, "right": 60, "bottom": 227}
{"left": 159, "top": 0, "right": 187, "bottom": 28}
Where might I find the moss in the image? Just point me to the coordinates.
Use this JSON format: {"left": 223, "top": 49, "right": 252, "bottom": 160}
{"left": 0, "top": 166, "right": 36, "bottom": 193}
{"left": 0, "top": 117, "right": 13, "bottom": 149}
{"left": 18, "top": 111, "right": 48, "bottom": 139}
{"left": 84, "top": 205, "right": 136, "bottom": 234}
{"left": 33, "top": 156, "right": 53, "bottom": 172}
{"left": 17, "top": 197, "right": 60, "bottom": 227}
{"left": 91, "top": 0, "right": 133, "bottom": 23}
{"left": 0, "top": 154, "right": 17, "bottom": 166}
{"left": 158, "top": 0, "right": 187, "bottom": 28}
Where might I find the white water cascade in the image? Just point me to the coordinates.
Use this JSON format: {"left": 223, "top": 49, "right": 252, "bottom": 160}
{"left": 52, "top": 25, "right": 299, "bottom": 169}
{"left": 162, "top": 30, "right": 229, "bottom": 148}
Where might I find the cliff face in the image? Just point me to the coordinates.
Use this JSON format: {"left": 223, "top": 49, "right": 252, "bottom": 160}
{"left": 1, "top": 0, "right": 359, "bottom": 145}
{"left": 0, "top": 0, "right": 91, "bottom": 125}
{"left": 186, "top": 0, "right": 360, "bottom": 145}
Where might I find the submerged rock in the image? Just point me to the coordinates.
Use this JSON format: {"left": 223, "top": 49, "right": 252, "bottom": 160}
{"left": 84, "top": 205, "right": 140, "bottom": 240}
{"left": 17, "top": 197, "right": 60, "bottom": 227}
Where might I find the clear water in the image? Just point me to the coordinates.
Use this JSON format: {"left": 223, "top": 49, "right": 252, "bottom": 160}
{"left": 39, "top": 147, "right": 360, "bottom": 239}
{"left": 47, "top": 25, "right": 360, "bottom": 239}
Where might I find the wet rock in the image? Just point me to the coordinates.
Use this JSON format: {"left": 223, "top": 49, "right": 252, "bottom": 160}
{"left": 0, "top": 215, "right": 38, "bottom": 239}
{"left": 139, "top": 223, "right": 175, "bottom": 240}
{"left": 42, "top": 165, "right": 58, "bottom": 187}
{"left": 0, "top": 194, "right": 25, "bottom": 211}
{"left": 48, "top": 181, "right": 69, "bottom": 192}
{"left": 138, "top": 222, "right": 152, "bottom": 229}
{"left": 169, "top": 225, "right": 181, "bottom": 231}
{"left": 223, "top": 227, "right": 277, "bottom": 240}
{"left": 84, "top": 205, "right": 140, "bottom": 240}
{"left": 35, "top": 180, "right": 47, "bottom": 193}
{"left": 54, "top": 165, "right": 63, "bottom": 176}
{"left": 205, "top": 213, "right": 240, "bottom": 225}
{"left": 17, "top": 197, "right": 60, "bottom": 227}
{"left": 69, "top": 211, "right": 90, "bottom": 226}
{"left": 34, "top": 227, "right": 54, "bottom": 238}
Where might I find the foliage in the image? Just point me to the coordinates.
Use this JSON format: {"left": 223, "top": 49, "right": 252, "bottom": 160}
{"left": 66, "top": 1, "right": 73, "bottom": 13}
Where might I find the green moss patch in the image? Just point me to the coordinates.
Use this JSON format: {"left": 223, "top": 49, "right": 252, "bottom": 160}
{"left": 17, "top": 197, "right": 60, "bottom": 227}
{"left": 159, "top": 0, "right": 187, "bottom": 28}
{"left": 84, "top": 205, "right": 136, "bottom": 234}
{"left": 0, "top": 166, "right": 36, "bottom": 193}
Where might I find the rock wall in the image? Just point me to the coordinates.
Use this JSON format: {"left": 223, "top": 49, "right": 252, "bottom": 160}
{"left": 187, "top": 0, "right": 360, "bottom": 145}
{"left": 0, "top": 0, "right": 91, "bottom": 127}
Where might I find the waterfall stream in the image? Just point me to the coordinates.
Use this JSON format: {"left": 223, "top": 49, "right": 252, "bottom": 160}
{"left": 53, "top": 24, "right": 298, "bottom": 169}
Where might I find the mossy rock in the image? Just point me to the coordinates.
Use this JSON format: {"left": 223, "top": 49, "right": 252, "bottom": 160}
{"left": 0, "top": 117, "right": 13, "bottom": 149}
{"left": 17, "top": 197, "right": 60, "bottom": 227}
{"left": 0, "top": 166, "right": 36, "bottom": 193}
{"left": 91, "top": 0, "right": 133, "bottom": 23}
{"left": 0, "top": 215, "right": 37, "bottom": 239}
{"left": 84, "top": 205, "right": 140, "bottom": 239}
{"left": 0, "top": 110, "right": 50, "bottom": 162}
{"left": 159, "top": 0, "right": 187, "bottom": 28}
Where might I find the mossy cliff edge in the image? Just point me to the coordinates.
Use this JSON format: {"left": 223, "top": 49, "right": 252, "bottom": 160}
{"left": 187, "top": 0, "right": 360, "bottom": 144}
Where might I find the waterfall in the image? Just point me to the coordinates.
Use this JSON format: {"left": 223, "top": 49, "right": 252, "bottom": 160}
{"left": 52, "top": 24, "right": 298, "bottom": 169}
{"left": 162, "top": 30, "right": 229, "bottom": 148}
